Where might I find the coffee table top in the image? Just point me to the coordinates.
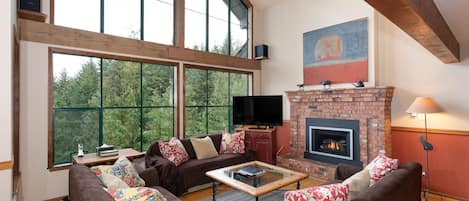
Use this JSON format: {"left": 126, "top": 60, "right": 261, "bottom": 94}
{"left": 206, "top": 161, "right": 308, "bottom": 197}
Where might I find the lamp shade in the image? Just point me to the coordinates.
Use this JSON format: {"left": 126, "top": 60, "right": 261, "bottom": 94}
{"left": 406, "top": 97, "right": 442, "bottom": 114}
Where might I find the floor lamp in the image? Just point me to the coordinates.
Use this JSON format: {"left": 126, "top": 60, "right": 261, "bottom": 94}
{"left": 406, "top": 97, "right": 442, "bottom": 201}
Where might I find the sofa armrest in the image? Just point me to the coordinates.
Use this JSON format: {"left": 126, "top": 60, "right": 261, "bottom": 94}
{"left": 353, "top": 162, "right": 422, "bottom": 201}
{"left": 335, "top": 163, "right": 363, "bottom": 181}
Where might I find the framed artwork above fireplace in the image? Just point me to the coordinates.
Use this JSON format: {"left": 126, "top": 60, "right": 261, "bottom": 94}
{"left": 303, "top": 18, "right": 369, "bottom": 85}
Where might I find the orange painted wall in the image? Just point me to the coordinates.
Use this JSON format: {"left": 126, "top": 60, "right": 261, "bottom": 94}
{"left": 276, "top": 120, "right": 291, "bottom": 155}
{"left": 392, "top": 129, "right": 469, "bottom": 199}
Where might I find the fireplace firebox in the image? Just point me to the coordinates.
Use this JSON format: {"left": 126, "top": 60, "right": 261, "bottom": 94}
{"left": 305, "top": 118, "right": 362, "bottom": 166}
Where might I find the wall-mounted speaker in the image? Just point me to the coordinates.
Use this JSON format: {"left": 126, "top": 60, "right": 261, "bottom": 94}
{"left": 19, "top": 0, "right": 41, "bottom": 12}
{"left": 255, "top": 44, "right": 269, "bottom": 60}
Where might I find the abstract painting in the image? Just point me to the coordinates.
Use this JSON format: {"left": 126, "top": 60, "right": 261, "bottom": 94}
{"left": 303, "top": 18, "right": 368, "bottom": 85}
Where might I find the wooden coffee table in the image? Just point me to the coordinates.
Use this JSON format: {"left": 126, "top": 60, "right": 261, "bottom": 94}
{"left": 206, "top": 161, "right": 308, "bottom": 201}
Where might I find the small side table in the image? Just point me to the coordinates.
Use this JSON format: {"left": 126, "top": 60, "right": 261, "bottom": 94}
{"left": 72, "top": 148, "right": 144, "bottom": 166}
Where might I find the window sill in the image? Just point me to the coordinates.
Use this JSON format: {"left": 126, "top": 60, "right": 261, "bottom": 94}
{"left": 18, "top": 9, "right": 47, "bottom": 23}
{"left": 48, "top": 163, "right": 71, "bottom": 172}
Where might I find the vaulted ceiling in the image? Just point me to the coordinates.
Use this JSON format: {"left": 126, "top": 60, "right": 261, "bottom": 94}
{"left": 434, "top": 0, "right": 469, "bottom": 46}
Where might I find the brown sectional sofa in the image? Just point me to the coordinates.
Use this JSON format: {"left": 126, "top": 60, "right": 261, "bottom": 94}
{"left": 334, "top": 162, "right": 422, "bottom": 201}
{"left": 145, "top": 134, "right": 255, "bottom": 196}
{"left": 69, "top": 157, "right": 180, "bottom": 201}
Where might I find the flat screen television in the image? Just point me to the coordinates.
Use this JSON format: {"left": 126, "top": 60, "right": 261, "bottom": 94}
{"left": 233, "top": 96, "right": 283, "bottom": 127}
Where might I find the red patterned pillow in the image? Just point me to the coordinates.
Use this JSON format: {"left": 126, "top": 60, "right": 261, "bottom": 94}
{"left": 365, "top": 154, "right": 399, "bottom": 186}
{"left": 159, "top": 137, "right": 190, "bottom": 166}
{"left": 220, "top": 131, "right": 245, "bottom": 154}
{"left": 284, "top": 183, "right": 349, "bottom": 201}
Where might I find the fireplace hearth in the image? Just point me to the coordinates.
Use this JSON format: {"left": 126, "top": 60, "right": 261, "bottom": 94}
{"left": 305, "top": 118, "right": 361, "bottom": 166}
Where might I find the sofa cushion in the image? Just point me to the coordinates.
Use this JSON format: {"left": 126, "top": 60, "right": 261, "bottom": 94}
{"left": 220, "top": 131, "right": 245, "bottom": 154}
{"left": 208, "top": 134, "right": 222, "bottom": 152}
{"left": 190, "top": 136, "right": 219, "bottom": 159}
{"left": 159, "top": 137, "right": 190, "bottom": 166}
{"left": 365, "top": 154, "right": 398, "bottom": 186}
{"left": 284, "top": 183, "right": 349, "bottom": 201}
{"left": 91, "top": 157, "right": 146, "bottom": 187}
{"left": 105, "top": 187, "right": 167, "bottom": 201}
{"left": 101, "top": 173, "right": 130, "bottom": 189}
{"left": 342, "top": 169, "right": 370, "bottom": 201}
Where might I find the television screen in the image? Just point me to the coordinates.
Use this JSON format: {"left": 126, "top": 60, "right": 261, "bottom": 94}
{"left": 233, "top": 96, "right": 283, "bottom": 126}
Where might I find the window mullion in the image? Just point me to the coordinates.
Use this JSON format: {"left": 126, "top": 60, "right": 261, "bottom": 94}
{"left": 139, "top": 63, "right": 144, "bottom": 152}
{"left": 205, "top": 0, "right": 209, "bottom": 52}
{"left": 141, "top": 0, "right": 144, "bottom": 41}
{"left": 228, "top": 0, "right": 231, "bottom": 56}
{"left": 205, "top": 70, "right": 209, "bottom": 134}
{"left": 100, "top": 0, "right": 104, "bottom": 33}
{"left": 228, "top": 72, "right": 231, "bottom": 132}
{"left": 99, "top": 58, "right": 104, "bottom": 146}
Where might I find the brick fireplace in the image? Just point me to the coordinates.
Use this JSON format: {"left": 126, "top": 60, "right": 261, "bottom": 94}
{"left": 278, "top": 87, "right": 394, "bottom": 180}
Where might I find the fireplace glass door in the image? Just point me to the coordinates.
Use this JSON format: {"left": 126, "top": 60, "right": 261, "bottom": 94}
{"left": 309, "top": 126, "right": 353, "bottom": 160}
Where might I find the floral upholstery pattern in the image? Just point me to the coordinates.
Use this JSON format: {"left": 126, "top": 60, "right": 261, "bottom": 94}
{"left": 105, "top": 187, "right": 167, "bottom": 201}
{"left": 365, "top": 154, "right": 399, "bottom": 186}
{"left": 90, "top": 157, "right": 146, "bottom": 187}
{"left": 284, "top": 183, "right": 349, "bottom": 201}
{"left": 220, "top": 131, "right": 245, "bottom": 154}
{"left": 159, "top": 137, "right": 190, "bottom": 166}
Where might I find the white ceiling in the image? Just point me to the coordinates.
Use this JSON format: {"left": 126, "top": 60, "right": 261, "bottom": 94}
{"left": 250, "top": 0, "right": 469, "bottom": 45}
{"left": 434, "top": 0, "right": 469, "bottom": 45}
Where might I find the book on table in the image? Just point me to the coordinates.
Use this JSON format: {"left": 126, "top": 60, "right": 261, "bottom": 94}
{"left": 238, "top": 166, "right": 266, "bottom": 177}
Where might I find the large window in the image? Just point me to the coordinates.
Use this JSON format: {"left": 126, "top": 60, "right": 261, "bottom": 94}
{"left": 184, "top": 0, "right": 249, "bottom": 58}
{"left": 52, "top": 52, "right": 175, "bottom": 166}
{"left": 54, "top": 0, "right": 174, "bottom": 45}
{"left": 184, "top": 67, "right": 249, "bottom": 138}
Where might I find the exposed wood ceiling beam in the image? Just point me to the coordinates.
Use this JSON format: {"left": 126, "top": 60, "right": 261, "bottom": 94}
{"left": 365, "top": 0, "right": 460, "bottom": 64}
{"left": 18, "top": 19, "right": 261, "bottom": 70}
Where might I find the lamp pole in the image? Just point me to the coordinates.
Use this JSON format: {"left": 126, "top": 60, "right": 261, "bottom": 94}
{"left": 424, "top": 112, "right": 430, "bottom": 201}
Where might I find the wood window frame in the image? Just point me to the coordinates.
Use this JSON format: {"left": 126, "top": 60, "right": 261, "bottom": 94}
{"left": 47, "top": 47, "right": 180, "bottom": 171}
{"left": 49, "top": 0, "right": 255, "bottom": 59}
{"left": 181, "top": 63, "right": 253, "bottom": 138}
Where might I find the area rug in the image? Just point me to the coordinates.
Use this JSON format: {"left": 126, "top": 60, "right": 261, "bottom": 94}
{"left": 201, "top": 190, "right": 286, "bottom": 201}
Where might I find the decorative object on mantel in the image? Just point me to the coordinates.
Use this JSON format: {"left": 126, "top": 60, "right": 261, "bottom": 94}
{"left": 303, "top": 18, "right": 368, "bottom": 85}
{"left": 352, "top": 80, "right": 365, "bottom": 88}
{"left": 406, "top": 97, "right": 442, "bottom": 201}
{"left": 296, "top": 83, "right": 304, "bottom": 91}
{"left": 320, "top": 80, "right": 332, "bottom": 93}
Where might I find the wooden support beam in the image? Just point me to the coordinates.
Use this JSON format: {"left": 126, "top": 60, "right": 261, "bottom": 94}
{"left": 19, "top": 19, "right": 261, "bottom": 70}
{"left": 365, "top": 0, "right": 460, "bottom": 64}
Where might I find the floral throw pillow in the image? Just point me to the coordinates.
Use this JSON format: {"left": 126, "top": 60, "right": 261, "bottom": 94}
{"left": 90, "top": 157, "right": 146, "bottom": 187}
{"left": 365, "top": 154, "right": 399, "bottom": 186}
{"left": 220, "top": 131, "right": 245, "bottom": 154}
{"left": 105, "top": 187, "right": 167, "bottom": 201}
{"left": 284, "top": 183, "right": 349, "bottom": 201}
{"left": 159, "top": 137, "right": 190, "bottom": 166}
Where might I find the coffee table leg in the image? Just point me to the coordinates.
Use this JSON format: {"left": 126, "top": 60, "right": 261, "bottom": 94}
{"left": 212, "top": 181, "right": 216, "bottom": 201}
{"left": 256, "top": 196, "right": 259, "bottom": 201}
{"left": 296, "top": 181, "right": 300, "bottom": 190}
